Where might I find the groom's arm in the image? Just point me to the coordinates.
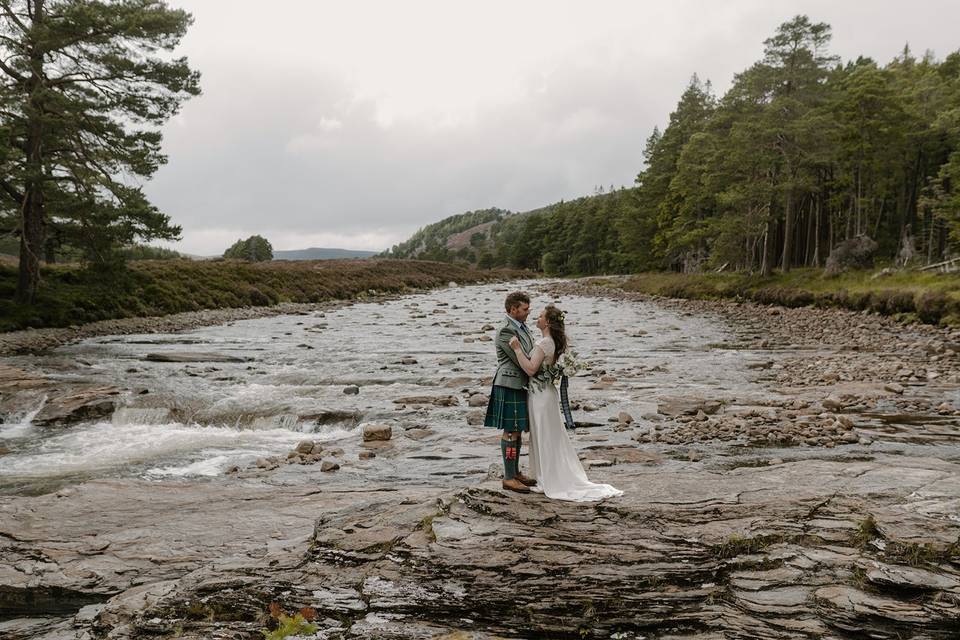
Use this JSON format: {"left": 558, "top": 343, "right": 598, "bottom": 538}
{"left": 496, "top": 325, "right": 525, "bottom": 370}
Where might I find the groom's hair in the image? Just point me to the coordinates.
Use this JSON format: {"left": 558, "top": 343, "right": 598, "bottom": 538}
{"left": 504, "top": 291, "right": 530, "bottom": 312}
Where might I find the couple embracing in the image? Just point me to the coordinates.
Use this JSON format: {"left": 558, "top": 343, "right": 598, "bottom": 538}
{"left": 484, "top": 291, "right": 623, "bottom": 502}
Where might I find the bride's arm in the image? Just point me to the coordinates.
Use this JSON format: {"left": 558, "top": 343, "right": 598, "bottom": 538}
{"left": 509, "top": 337, "right": 544, "bottom": 376}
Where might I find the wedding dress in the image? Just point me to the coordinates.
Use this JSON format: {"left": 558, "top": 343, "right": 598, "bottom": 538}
{"left": 527, "top": 336, "right": 623, "bottom": 501}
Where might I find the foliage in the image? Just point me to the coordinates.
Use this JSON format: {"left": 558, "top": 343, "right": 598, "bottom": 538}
{"left": 0, "top": 0, "right": 200, "bottom": 301}
{"left": 383, "top": 208, "right": 509, "bottom": 261}
{"left": 0, "top": 258, "right": 529, "bottom": 332}
{"left": 384, "top": 16, "right": 960, "bottom": 277}
{"left": 223, "top": 235, "right": 273, "bottom": 261}
{"left": 262, "top": 602, "right": 316, "bottom": 640}
{"left": 615, "top": 268, "right": 960, "bottom": 326}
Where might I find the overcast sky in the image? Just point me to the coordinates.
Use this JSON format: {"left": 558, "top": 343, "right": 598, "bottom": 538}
{"left": 148, "top": 0, "right": 960, "bottom": 255}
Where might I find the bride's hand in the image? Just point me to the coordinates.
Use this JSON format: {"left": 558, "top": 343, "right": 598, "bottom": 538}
{"left": 508, "top": 336, "right": 521, "bottom": 351}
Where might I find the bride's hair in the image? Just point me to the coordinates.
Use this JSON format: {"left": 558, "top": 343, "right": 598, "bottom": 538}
{"left": 544, "top": 305, "right": 567, "bottom": 357}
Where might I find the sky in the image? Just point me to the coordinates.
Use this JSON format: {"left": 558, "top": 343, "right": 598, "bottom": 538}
{"left": 148, "top": 0, "right": 960, "bottom": 255}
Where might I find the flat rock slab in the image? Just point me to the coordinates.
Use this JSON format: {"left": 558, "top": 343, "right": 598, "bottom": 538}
{"left": 0, "top": 365, "right": 120, "bottom": 426}
{"left": 143, "top": 352, "right": 246, "bottom": 363}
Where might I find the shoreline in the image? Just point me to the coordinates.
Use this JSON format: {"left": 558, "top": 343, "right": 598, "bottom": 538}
{"left": 1, "top": 279, "right": 959, "bottom": 638}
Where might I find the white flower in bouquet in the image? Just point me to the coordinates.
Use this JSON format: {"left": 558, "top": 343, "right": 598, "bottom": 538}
{"left": 556, "top": 349, "right": 584, "bottom": 379}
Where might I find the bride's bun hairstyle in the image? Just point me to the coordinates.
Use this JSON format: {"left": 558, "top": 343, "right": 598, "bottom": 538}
{"left": 544, "top": 305, "right": 568, "bottom": 357}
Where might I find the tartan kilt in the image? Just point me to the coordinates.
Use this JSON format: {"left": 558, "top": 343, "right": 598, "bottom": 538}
{"left": 484, "top": 385, "right": 529, "bottom": 432}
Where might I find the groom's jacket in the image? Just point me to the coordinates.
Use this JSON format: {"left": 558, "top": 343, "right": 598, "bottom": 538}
{"left": 493, "top": 318, "right": 534, "bottom": 390}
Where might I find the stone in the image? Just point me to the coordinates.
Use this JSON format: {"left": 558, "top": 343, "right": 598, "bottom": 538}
{"left": 320, "top": 459, "right": 340, "bottom": 472}
{"left": 884, "top": 382, "right": 905, "bottom": 394}
{"left": 295, "top": 440, "right": 315, "bottom": 455}
{"left": 617, "top": 411, "right": 634, "bottom": 424}
{"left": 466, "top": 410, "right": 485, "bottom": 426}
{"left": 393, "top": 395, "right": 458, "bottom": 407}
{"left": 362, "top": 424, "right": 393, "bottom": 442}
{"left": 840, "top": 431, "right": 859, "bottom": 444}
{"left": 343, "top": 385, "right": 360, "bottom": 395}
{"left": 33, "top": 385, "right": 120, "bottom": 427}
{"left": 467, "top": 394, "right": 488, "bottom": 407}
{"left": 359, "top": 451, "right": 376, "bottom": 460}
{"left": 144, "top": 352, "right": 245, "bottom": 363}
{"left": 822, "top": 396, "right": 844, "bottom": 410}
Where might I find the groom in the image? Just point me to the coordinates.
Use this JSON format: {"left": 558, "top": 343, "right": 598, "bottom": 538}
{"left": 484, "top": 291, "right": 538, "bottom": 493}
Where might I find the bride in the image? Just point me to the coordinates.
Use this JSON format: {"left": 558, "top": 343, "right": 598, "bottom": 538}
{"left": 509, "top": 305, "right": 623, "bottom": 502}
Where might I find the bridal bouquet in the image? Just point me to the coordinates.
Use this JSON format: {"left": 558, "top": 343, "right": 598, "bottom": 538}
{"left": 555, "top": 349, "right": 584, "bottom": 380}
{"left": 529, "top": 348, "right": 584, "bottom": 392}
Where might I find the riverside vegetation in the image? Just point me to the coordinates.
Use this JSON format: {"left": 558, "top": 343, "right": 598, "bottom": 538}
{"left": 0, "top": 259, "right": 528, "bottom": 333}
{"left": 383, "top": 16, "right": 960, "bottom": 285}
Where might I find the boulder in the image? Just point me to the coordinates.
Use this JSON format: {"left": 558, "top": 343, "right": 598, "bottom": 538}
{"left": 468, "top": 394, "right": 488, "bottom": 407}
{"left": 824, "top": 235, "right": 879, "bottom": 275}
{"left": 362, "top": 424, "right": 392, "bottom": 442}
{"left": 295, "top": 440, "right": 315, "bottom": 455}
{"left": 33, "top": 386, "right": 120, "bottom": 427}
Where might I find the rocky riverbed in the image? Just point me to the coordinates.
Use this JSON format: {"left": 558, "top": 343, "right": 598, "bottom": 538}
{"left": 1, "top": 279, "right": 958, "bottom": 639}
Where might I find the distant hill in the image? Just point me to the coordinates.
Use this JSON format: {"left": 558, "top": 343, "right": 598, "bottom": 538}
{"left": 272, "top": 247, "right": 378, "bottom": 261}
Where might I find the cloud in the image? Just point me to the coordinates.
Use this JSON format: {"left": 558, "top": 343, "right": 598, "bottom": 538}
{"left": 146, "top": 0, "right": 960, "bottom": 255}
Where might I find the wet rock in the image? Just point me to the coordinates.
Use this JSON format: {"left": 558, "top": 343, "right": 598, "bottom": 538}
{"left": 467, "top": 394, "right": 488, "bottom": 407}
{"left": 393, "top": 395, "right": 458, "bottom": 407}
{"left": 144, "top": 352, "right": 246, "bottom": 363}
{"left": 33, "top": 385, "right": 120, "bottom": 426}
{"left": 320, "top": 459, "right": 340, "bottom": 472}
{"left": 884, "top": 382, "right": 905, "bottom": 394}
{"left": 657, "top": 397, "right": 721, "bottom": 416}
{"left": 295, "top": 440, "right": 315, "bottom": 455}
{"left": 359, "top": 451, "right": 376, "bottom": 460}
{"left": 343, "top": 385, "right": 360, "bottom": 395}
{"left": 617, "top": 411, "right": 634, "bottom": 424}
{"left": 822, "top": 395, "right": 844, "bottom": 410}
{"left": 362, "top": 424, "right": 393, "bottom": 442}
{"left": 466, "top": 410, "right": 485, "bottom": 426}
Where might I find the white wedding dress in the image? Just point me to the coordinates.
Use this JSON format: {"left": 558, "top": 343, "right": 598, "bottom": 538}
{"left": 527, "top": 336, "right": 623, "bottom": 502}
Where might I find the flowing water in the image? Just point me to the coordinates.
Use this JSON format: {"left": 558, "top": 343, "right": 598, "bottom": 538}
{"left": 0, "top": 281, "right": 769, "bottom": 496}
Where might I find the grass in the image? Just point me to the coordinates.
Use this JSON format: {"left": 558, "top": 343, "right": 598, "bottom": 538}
{"left": 712, "top": 533, "right": 785, "bottom": 559}
{"left": 262, "top": 603, "right": 318, "bottom": 640}
{"left": 851, "top": 515, "right": 883, "bottom": 549}
{"left": 616, "top": 267, "right": 960, "bottom": 326}
{"left": 0, "top": 258, "right": 529, "bottom": 332}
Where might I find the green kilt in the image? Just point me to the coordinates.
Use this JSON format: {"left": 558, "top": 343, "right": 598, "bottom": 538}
{"left": 484, "top": 385, "right": 528, "bottom": 432}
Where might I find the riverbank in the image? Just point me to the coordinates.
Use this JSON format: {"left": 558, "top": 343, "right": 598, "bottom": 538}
{"left": 0, "top": 258, "right": 529, "bottom": 340}
{"left": 607, "top": 268, "right": 960, "bottom": 326}
{"left": 2, "top": 279, "right": 958, "bottom": 638}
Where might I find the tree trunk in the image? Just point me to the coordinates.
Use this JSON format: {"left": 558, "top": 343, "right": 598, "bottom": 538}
{"left": 780, "top": 188, "right": 794, "bottom": 272}
{"left": 812, "top": 196, "right": 821, "bottom": 267}
{"left": 761, "top": 208, "right": 775, "bottom": 277}
{"left": 15, "top": 0, "right": 46, "bottom": 304}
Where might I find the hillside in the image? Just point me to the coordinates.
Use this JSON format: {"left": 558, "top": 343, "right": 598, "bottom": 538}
{"left": 272, "top": 247, "right": 378, "bottom": 261}
{"left": 382, "top": 189, "right": 634, "bottom": 271}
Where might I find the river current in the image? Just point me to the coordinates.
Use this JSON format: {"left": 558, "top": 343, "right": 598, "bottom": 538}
{"left": 0, "top": 281, "right": 759, "bottom": 495}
